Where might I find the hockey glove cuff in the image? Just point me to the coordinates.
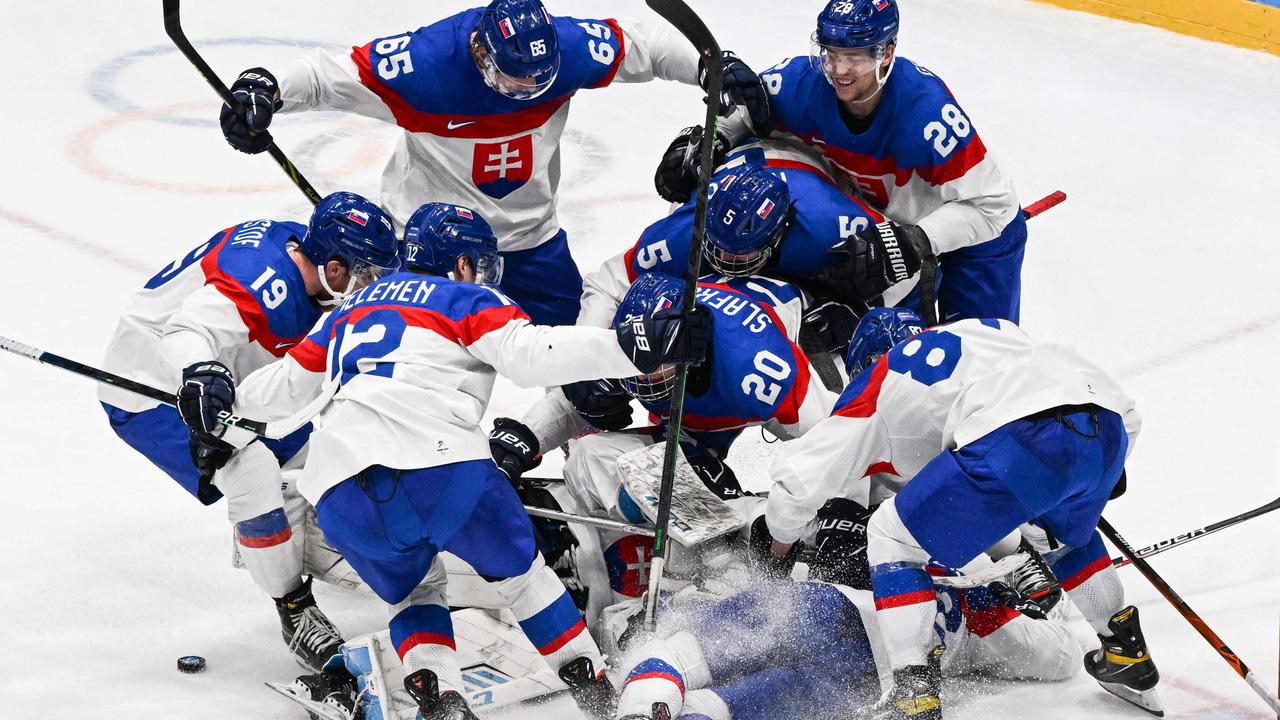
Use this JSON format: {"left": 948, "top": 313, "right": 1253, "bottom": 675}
{"left": 616, "top": 305, "right": 712, "bottom": 374}
{"left": 700, "top": 50, "right": 773, "bottom": 133}
{"left": 654, "top": 125, "right": 729, "bottom": 204}
{"left": 489, "top": 417, "right": 542, "bottom": 484}
{"left": 799, "top": 300, "right": 862, "bottom": 355}
{"left": 820, "top": 221, "right": 932, "bottom": 302}
{"left": 219, "top": 67, "right": 282, "bottom": 155}
{"left": 562, "top": 378, "right": 634, "bottom": 432}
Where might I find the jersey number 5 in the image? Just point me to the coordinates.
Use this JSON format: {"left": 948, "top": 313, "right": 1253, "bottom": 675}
{"left": 742, "top": 349, "right": 791, "bottom": 405}
{"left": 635, "top": 239, "right": 672, "bottom": 270}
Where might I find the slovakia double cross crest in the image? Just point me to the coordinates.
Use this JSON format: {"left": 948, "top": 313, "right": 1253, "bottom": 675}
{"left": 472, "top": 135, "right": 533, "bottom": 199}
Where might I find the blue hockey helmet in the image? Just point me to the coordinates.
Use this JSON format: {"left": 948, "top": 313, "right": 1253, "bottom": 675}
{"left": 299, "top": 192, "right": 400, "bottom": 304}
{"left": 844, "top": 306, "right": 924, "bottom": 376}
{"left": 476, "top": 0, "right": 560, "bottom": 100}
{"left": 811, "top": 0, "right": 900, "bottom": 91}
{"left": 704, "top": 166, "right": 791, "bottom": 277}
{"left": 403, "top": 203, "right": 502, "bottom": 285}
{"left": 613, "top": 273, "right": 687, "bottom": 401}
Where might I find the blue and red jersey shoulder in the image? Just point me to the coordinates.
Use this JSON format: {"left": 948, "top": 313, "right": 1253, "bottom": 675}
{"left": 290, "top": 272, "right": 529, "bottom": 374}
{"left": 763, "top": 56, "right": 987, "bottom": 202}
{"left": 350, "top": 9, "right": 625, "bottom": 139}
{"left": 197, "top": 220, "right": 319, "bottom": 357}
{"left": 641, "top": 281, "right": 810, "bottom": 434}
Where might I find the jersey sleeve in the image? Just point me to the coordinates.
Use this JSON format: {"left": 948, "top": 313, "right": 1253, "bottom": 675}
{"left": 278, "top": 46, "right": 398, "bottom": 123}
{"left": 578, "top": 248, "right": 635, "bottom": 329}
{"left": 158, "top": 286, "right": 252, "bottom": 381}
{"left": 230, "top": 316, "right": 335, "bottom": 440}
{"left": 520, "top": 387, "right": 589, "bottom": 451}
{"left": 610, "top": 17, "right": 698, "bottom": 84}
{"left": 461, "top": 288, "right": 642, "bottom": 387}
{"left": 774, "top": 354, "right": 838, "bottom": 437}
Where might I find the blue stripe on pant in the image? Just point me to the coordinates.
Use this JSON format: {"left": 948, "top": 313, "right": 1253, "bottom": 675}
{"left": 102, "top": 402, "right": 310, "bottom": 505}
{"left": 895, "top": 406, "right": 1127, "bottom": 569}
{"left": 314, "top": 461, "right": 538, "bottom": 605}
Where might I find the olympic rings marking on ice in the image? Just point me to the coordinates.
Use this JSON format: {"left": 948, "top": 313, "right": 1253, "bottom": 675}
{"left": 67, "top": 102, "right": 389, "bottom": 196}
{"left": 86, "top": 36, "right": 344, "bottom": 128}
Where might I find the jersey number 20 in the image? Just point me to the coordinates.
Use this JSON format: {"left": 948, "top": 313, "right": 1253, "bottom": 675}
{"left": 742, "top": 349, "right": 791, "bottom": 405}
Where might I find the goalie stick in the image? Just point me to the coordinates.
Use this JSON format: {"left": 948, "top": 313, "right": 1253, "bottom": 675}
{"left": 1111, "top": 494, "right": 1280, "bottom": 568}
{"left": 162, "top": 0, "right": 324, "bottom": 205}
{"left": 1100, "top": 517, "right": 1280, "bottom": 715}
{"left": 641, "top": 0, "right": 724, "bottom": 632}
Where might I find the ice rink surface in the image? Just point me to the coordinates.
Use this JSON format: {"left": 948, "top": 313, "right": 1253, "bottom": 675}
{"left": 2, "top": 0, "right": 1278, "bottom": 717}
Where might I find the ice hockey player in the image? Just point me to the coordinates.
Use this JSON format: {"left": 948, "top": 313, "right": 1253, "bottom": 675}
{"left": 611, "top": 497, "right": 1079, "bottom": 720}
{"left": 763, "top": 313, "right": 1162, "bottom": 718}
{"left": 583, "top": 142, "right": 884, "bottom": 367}
{"left": 671, "top": 0, "right": 1028, "bottom": 324}
{"left": 489, "top": 272, "right": 835, "bottom": 625}
{"left": 207, "top": 203, "right": 710, "bottom": 720}
{"left": 100, "top": 192, "right": 399, "bottom": 671}
{"left": 217, "top": 0, "right": 715, "bottom": 326}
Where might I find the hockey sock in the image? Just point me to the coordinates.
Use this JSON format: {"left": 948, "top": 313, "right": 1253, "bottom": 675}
{"left": 678, "top": 689, "right": 732, "bottom": 720}
{"left": 390, "top": 580, "right": 463, "bottom": 695}
{"left": 868, "top": 499, "right": 941, "bottom": 670}
{"left": 616, "top": 632, "right": 711, "bottom": 718}
{"left": 235, "top": 507, "right": 303, "bottom": 598}
{"left": 983, "top": 528, "right": 1023, "bottom": 560}
{"left": 490, "top": 553, "right": 604, "bottom": 671}
{"left": 1049, "top": 532, "right": 1124, "bottom": 636}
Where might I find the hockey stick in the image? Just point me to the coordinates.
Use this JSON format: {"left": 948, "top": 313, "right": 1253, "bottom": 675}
{"left": 1099, "top": 517, "right": 1280, "bottom": 714}
{"left": 524, "top": 505, "right": 656, "bottom": 537}
{"left": 162, "top": 0, "right": 324, "bottom": 206}
{"left": 0, "top": 334, "right": 314, "bottom": 439}
{"left": 1111, "top": 495, "right": 1280, "bottom": 568}
{"left": 1022, "top": 190, "right": 1067, "bottom": 220}
{"left": 642, "top": 0, "right": 723, "bottom": 632}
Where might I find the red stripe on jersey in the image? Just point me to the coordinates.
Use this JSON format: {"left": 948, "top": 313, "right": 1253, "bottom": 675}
{"left": 341, "top": 303, "right": 529, "bottom": 347}
{"left": 864, "top": 461, "right": 898, "bottom": 477}
{"left": 289, "top": 337, "right": 329, "bottom": 373}
{"left": 590, "top": 19, "right": 627, "bottom": 89}
{"left": 916, "top": 133, "right": 987, "bottom": 186}
{"left": 764, "top": 158, "right": 886, "bottom": 223}
{"left": 965, "top": 604, "right": 1021, "bottom": 638}
{"left": 395, "top": 632, "right": 457, "bottom": 659}
{"left": 773, "top": 341, "right": 812, "bottom": 427}
{"left": 804, "top": 137, "right": 913, "bottom": 189}
{"left": 874, "top": 588, "right": 936, "bottom": 610}
{"left": 625, "top": 671, "right": 685, "bottom": 696}
{"left": 351, "top": 43, "right": 571, "bottom": 139}
{"left": 1060, "top": 555, "right": 1112, "bottom": 592}
{"left": 833, "top": 356, "right": 889, "bottom": 419}
{"left": 199, "top": 242, "right": 295, "bottom": 357}
{"left": 697, "top": 282, "right": 787, "bottom": 330}
{"left": 622, "top": 241, "right": 641, "bottom": 283}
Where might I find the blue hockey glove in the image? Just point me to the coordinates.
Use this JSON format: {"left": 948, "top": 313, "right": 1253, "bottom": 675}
{"left": 616, "top": 305, "right": 711, "bottom": 374}
{"left": 562, "top": 379, "right": 634, "bottom": 432}
{"left": 653, "top": 125, "right": 729, "bottom": 204}
{"left": 219, "top": 67, "right": 282, "bottom": 154}
{"left": 700, "top": 50, "right": 772, "bottom": 132}
{"left": 489, "top": 417, "right": 541, "bottom": 483}
{"left": 177, "top": 361, "right": 236, "bottom": 440}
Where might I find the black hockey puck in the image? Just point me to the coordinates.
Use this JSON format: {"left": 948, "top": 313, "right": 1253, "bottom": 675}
{"left": 177, "top": 655, "right": 206, "bottom": 673}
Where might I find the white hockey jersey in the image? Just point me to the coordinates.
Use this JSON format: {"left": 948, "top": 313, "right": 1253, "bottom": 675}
{"left": 278, "top": 9, "right": 697, "bottom": 247}
{"left": 233, "top": 271, "right": 643, "bottom": 505}
{"left": 99, "top": 220, "right": 322, "bottom": 413}
{"left": 766, "top": 319, "right": 1141, "bottom": 543}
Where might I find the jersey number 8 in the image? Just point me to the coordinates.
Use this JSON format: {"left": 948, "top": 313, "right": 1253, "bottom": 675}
{"left": 923, "top": 103, "right": 971, "bottom": 159}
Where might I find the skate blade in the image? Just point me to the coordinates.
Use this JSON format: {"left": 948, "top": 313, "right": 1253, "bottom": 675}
{"left": 1096, "top": 679, "right": 1164, "bottom": 717}
{"left": 264, "top": 681, "right": 353, "bottom": 720}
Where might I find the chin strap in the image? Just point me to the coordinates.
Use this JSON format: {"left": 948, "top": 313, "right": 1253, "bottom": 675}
{"left": 315, "top": 264, "right": 352, "bottom": 308}
{"left": 847, "top": 53, "right": 896, "bottom": 108}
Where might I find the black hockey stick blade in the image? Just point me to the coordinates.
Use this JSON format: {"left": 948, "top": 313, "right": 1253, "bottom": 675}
{"left": 1111, "top": 495, "right": 1280, "bottom": 567}
{"left": 162, "top": 0, "right": 324, "bottom": 205}
{"left": 1100, "top": 517, "right": 1280, "bottom": 714}
{"left": 0, "top": 334, "right": 269, "bottom": 436}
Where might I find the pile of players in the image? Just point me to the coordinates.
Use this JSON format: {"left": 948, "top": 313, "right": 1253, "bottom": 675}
{"left": 97, "top": 0, "right": 1163, "bottom": 718}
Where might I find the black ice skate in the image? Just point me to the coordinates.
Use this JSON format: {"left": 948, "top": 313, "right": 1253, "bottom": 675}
{"left": 291, "top": 665, "right": 363, "bottom": 720}
{"left": 275, "top": 577, "right": 345, "bottom": 672}
{"left": 404, "top": 669, "right": 479, "bottom": 720}
{"left": 617, "top": 702, "right": 672, "bottom": 720}
{"left": 1009, "top": 538, "right": 1063, "bottom": 616}
{"left": 866, "top": 645, "right": 943, "bottom": 720}
{"left": 558, "top": 656, "right": 618, "bottom": 720}
{"left": 1085, "top": 606, "right": 1164, "bottom": 717}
